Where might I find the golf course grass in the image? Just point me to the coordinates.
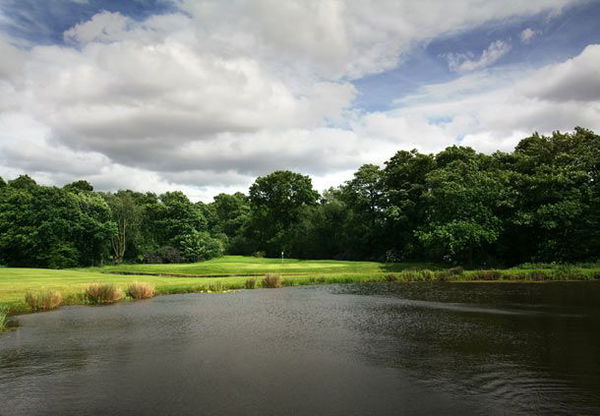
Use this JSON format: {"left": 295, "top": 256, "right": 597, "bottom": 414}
{"left": 1, "top": 256, "right": 599, "bottom": 318}
{"left": 82, "top": 255, "right": 432, "bottom": 275}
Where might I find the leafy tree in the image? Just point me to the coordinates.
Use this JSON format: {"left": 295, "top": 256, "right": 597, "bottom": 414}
{"left": 179, "top": 231, "right": 224, "bottom": 262}
{"left": 64, "top": 180, "right": 94, "bottom": 193}
{"left": 416, "top": 156, "right": 505, "bottom": 265}
{"left": 248, "top": 170, "right": 319, "bottom": 256}
{"left": 104, "top": 191, "right": 141, "bottom": 264}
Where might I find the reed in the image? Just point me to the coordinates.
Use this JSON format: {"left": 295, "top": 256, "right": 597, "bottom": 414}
{"left": 0, "top": 307, "right": 7, "bottom": 332}
{"left": 24, "top": 290, "right": 63, "bottom": 311}
{"left": 262, "top": 273, "right": 283, "bottom": 288}
{"left": 85, "top": 283, "right": 123, "bottom": 304}
{"left": 126, "top": 282, "right": 155, "bottom": 299}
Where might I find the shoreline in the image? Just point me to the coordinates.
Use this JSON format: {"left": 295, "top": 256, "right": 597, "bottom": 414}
{"left": 2, "top": 274, "right": 599, "bottom": 332}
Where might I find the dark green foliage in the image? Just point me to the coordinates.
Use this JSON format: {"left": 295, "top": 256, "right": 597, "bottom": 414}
{"left": 178, "top": 231, "right": 224, "bottom": 262}
{"left": 0, "top": 177, "right": 114, "bottom": 268}
{"left": 247, "top": 170, "right": 319, "bottom": 256}
{"left": 143, "top": 246, "right": 183, "bottom": 264}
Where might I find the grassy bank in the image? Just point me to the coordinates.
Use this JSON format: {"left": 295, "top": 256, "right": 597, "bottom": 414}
{"left": 1, "top": 257, "right": 599, "bottom": 320}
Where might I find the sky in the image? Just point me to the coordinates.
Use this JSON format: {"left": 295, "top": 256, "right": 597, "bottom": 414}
{"left": 0, "top": 0, "right": 599, "bottom": 201}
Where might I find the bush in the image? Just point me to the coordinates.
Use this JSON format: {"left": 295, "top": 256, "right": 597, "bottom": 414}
{"left": 85, "top": 283, "right": 122, "bottom": 304}
{"left": 46, "top": 244, "right": 80, "bottom": 269}
{"left": 254, "top": 251, "right": 266, "bottom": 258}
{"left": 126, "top": 282, "right": 154, "bottom": 299}
{"left": 262, "top": 273, "right": 282, "bottom": 288}
{"left": 143, "top": 246, "right": 183, "bottom": 264}
{"left": 179, "top": 231, "right": 225, "bottom": 262}
{"left": 24, "top": 290, "right": 63, "bottom": 311}
{"left": 245, "top": 278, "right": 257, "bottom": 289}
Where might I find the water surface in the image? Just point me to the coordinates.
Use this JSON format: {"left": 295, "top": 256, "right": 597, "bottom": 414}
{"left": 1, "top": 282, "right": 600, "bottom": 415}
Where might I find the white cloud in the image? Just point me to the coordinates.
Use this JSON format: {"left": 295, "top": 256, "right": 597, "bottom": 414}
{"left": 377, "top": 44, "right": 600, "bottom": 154}
{"left": 520, "top": 28, "right": 538, "bottom": 43}
{"left": 0, "top": 0, "right": 594, "bottom": 201}
{"left": 446, "top": 40, "right": 512, "bottom": 72}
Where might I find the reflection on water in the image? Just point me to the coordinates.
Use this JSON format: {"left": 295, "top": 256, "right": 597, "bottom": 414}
{"left": 1, "top": 282, "right": 599, "bottom": 415}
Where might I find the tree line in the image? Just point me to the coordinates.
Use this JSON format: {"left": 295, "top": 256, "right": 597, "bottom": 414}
{"left": 1, "top": 127, "right": 599, "bottom": 268}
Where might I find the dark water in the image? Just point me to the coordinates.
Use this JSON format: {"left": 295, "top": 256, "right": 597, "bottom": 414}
{"left": 1, "top": 282, "right": 600, "bottom": 416}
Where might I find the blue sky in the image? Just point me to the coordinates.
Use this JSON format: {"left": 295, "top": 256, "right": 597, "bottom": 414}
{"left": 0, "top": 0, "right": 599, "bottom": 200}
{"left": 355, "top": 1, "right": 600, "bottom": 111}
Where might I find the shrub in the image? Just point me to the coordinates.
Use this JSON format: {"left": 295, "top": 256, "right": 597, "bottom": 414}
{"left": 85, "top": 283, "right": 122, "bottom": 304}
{"left": 46, "top": 244, "right": 80, "bottom": 269}
{"left": 262, "top": 273, "right": 282, "bottom": 288}
{"left": 126, "top": 282, "right": 154, "bottom": 300}
{"left": 245, "top": 278, "right": 257, "bottom": 289}
{"left": 143, "top": 246, "right": 183, "bottom": 264}
{"left": 179, "top": 231, "right": 225, "bottom": 262}
{"left": 254, "top": 251, "right": 266, "bottom": 258}
{"left": 24, "top": 290, "right": 63, "bottom": 311}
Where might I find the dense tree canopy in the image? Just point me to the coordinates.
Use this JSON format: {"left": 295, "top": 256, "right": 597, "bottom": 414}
{"left": 0, "top": 127, "right": 599, "bottom": 268}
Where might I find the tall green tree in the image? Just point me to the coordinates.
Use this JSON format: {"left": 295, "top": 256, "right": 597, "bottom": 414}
{"left": 248, "top": 170, "right": 319, "bottom": 256}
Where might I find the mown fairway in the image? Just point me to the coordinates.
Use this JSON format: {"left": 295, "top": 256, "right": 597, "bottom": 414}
{"left": 83, "top": 255, "right": 427, "bottom": 275}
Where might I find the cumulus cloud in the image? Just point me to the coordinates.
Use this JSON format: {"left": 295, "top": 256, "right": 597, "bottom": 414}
{"left": 446, "top": 40, "right": 512, "bottom": 72}
{"left": 378, "top": 45, "right": 600, "bottom": 153}
{"left": 520, "top": 28, "right": 538, "bottom": 43}
{"left": 521, "top": 44, "right": 600, "bottom": 102}
{"left": 0, "top": 0, "right": 594, "bottom": 200}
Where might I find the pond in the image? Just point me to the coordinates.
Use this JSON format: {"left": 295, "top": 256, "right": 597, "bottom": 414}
{"left": 1, "top": 282, "right": 600, "bottom": 415}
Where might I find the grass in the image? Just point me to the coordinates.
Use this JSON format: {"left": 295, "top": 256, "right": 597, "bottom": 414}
{"left": 262, "top": 273, "right": 283, "bottom": 288}
{"left": 126, "top": 282, "right": 155, "bottom": 300}
{"left": 0, "top": 256, "right": 599, "bottom": 317}
{"left": 25, "top": 290, "right": 63, "bottom": 311}
{"left": 85, "top": 283, "right": 123, "bottom": 304}
{"left": 81, "top": 255, "right": 435, "bottom": 275}
{"left": 0, "top": 306, "right": 7, "bottom": 332}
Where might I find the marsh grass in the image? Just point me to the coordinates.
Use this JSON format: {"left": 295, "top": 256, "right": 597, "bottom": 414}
{"left": 245, "top": 278, "right": 257, "bottom": 289}
{"left": 24, "top": 290, "right": 63, "bottom": 311}
{"left": 126, "top": 282, "right": 154, "bottom": 299}
{"left": 0, "top": 306, "right": 7, "bottom": 332}
{"left": 262, "top": 273, "right": 283, "bottom": 288}
{"left": 472, "top": 270, "right": 503, "bottom": 280}
{"left": 85, "top": 283, "right": 122, "bottom": 304}
{"left": 208, "top": 281, "right": 224, "bottom": 292}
